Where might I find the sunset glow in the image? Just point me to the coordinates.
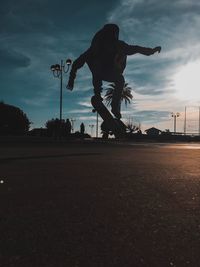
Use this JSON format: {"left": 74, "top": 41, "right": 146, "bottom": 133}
{"left": 1, "top": 0, "right": 200, "bottom": 131}
{"left": 174, "top": 60, "right": 200, "bottom": 102}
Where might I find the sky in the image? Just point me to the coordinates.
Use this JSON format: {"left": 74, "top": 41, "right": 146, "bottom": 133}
{"left": 1, "top": 0, "right": 200, "bottom": 135}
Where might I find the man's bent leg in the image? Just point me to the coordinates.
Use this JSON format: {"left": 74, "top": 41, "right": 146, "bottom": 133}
{"left": 111, "top": 74, "right": 125, "bottom": 119}
{"left": 92, "top": 76, "right": 103, "bottom": 101}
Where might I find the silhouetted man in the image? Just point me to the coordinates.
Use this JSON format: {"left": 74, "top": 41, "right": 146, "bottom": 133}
{"left": 67, "top": 24, "right": 161, "bottom": 119}
{"left": 80, "top": 122, "right": 85, "bottom": 135}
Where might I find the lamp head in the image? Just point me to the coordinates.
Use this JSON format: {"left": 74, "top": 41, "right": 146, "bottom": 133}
{"left": 50, "top": 65, "right": 56, "bottom": 71}
{"left": 66, "top": 58, "right": 72, "bottom": 65}
{"left": 55, "top": 64, "right": 61, "bottom": 70}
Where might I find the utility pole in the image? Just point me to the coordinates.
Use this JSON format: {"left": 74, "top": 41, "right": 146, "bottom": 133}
{"left": 50, "top": 59, "right": 72, "bottom": 139}
{"left": 199, "top": 106, "right": 200, "bottom": 135}
{"left": 171, "top": 112, "right": 180, "bottom": 134}
{"left": 96, "top": 112, "right": 99, "bottom": 138}
{"left": 92, "top": 108, "right": 99, "bottom": 138}
{"left": 50, "top": 59, "right": 72, "bottom": 122}
{"left": 184, "top": 106, "right": 187, "bottom": 135}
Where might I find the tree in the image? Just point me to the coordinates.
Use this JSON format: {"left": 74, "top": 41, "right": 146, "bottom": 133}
{"left": 45, "top": 118, "right": 60, "bottom": 137}
{"left": 45, "top": 118, "right": 72, "bottom": 137}
{"left": 0, "top": 102, "right": 31, "bottom": 135}
{"left": 104, "top": 82, "right": 133, "bottom": 106}
{"left": 126, "top": 123, "right": 139, "bottom": 133}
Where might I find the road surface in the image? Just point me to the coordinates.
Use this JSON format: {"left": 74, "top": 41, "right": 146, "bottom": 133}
{"left": 0, "top": 141, "right": 200, "bottom": 266}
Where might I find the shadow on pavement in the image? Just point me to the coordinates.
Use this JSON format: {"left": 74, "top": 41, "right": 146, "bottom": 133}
{"left": 0, "top": 152, "right": 102, "bottom": 162}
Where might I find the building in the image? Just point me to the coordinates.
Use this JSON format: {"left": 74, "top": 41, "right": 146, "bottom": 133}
{"left": 145, "top": 127, "right": 162, "bottom": 136}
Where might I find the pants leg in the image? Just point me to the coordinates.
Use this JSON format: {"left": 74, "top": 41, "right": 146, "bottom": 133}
{"left": 92, "top": 75, "right": 103, "bottom": 96}
{"left": 111, "top": 74, "right": 125, "bottom": 117}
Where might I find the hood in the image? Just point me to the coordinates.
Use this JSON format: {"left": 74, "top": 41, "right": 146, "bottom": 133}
{"left": 91, "top": 24, "right": 119, "bottom": 47}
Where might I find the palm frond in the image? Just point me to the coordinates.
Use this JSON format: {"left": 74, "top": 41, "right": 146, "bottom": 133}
{"left": 104, "top": 82, "right": 133, "bottom": 106}
{"left": 104, "top": 88, "right": 114, "bottom": 106}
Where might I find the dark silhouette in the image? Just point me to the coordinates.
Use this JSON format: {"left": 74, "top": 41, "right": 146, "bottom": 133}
{"left": 104, "top": 82, "right": 133, "bottom": 107}
{"left": 65, "top": 118, "right": 72, "bottom": 135}
{"left": 126, "top": 123, "right": 140, "bottom": 134}
{"left": 46, "top": 118, "right": 60, "bottom": 138}
{"left": 101, "top": 121, "right": 109, "bottom": 139}
{"left": 46, "top": 118, "right": 72, "bottom": 138}
{"left": 145, "top": 127, "right": 162, "bottom": 136}
{"left": 28, "top": 128, "right": 49, "bottom": 137}
{"left": 80, "top": 122, "right": 85, "bottom": 135}
{"left": 0, "top": 102, "right": 31, "bottom": 135}
{"left": 67, "top": 24, "right": 161, "bottom": 119}
{"left": 92, "top": 95, "right": 127, "bottom": 138}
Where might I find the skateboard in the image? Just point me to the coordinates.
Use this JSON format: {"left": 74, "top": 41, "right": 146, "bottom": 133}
{"left": 91, "top": 95, "right": 127, "bottom": 138}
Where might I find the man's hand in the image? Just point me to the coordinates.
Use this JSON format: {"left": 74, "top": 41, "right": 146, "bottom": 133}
{"left": 66, "top": 77, "right": 74, "bottom": 91}
{"left": 66, "top": 83, "right": 73, "bottom": 91}
{"left": 153, "top": 46, "right": 161, "bottom": 54}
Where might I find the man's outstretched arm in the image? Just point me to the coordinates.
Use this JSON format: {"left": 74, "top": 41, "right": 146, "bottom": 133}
{"left": 133, "top": 45, "right": 161, "bottom": 56}
{"left": 121, "top": 41, "right": 161, "bottom": 56}
{"left": 67, "top": 50, "right": 89, "bottom": 90}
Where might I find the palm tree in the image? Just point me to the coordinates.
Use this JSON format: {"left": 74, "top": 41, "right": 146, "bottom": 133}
{"left": 104, "top": 82, "right": 133, "bottom": 106}
{"left": 126, "top": 123, "right": 139, "bottom": 133}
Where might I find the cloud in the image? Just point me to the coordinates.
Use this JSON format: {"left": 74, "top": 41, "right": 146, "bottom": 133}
{"left": 106, "top": 0, "right": 200, "bottom": 101}
{"left": 133, "top": 110, "right": 170, "bottom": 124}
{"left": 78, "top": 116, "right": 97, "bottom": 121}
{"left": 1, "top": 0, "right": 200, "bottom": 130}
{"left": 108, "top": 0, "right": 142, "bottom": 22}
{"left": 78, "top": 101, "right": 92, "bottom": 108}
{"left": 0, "top": 48, "right": 31, "bottom": 69}
{"left": 0, "top": 0, "right": 118, "bottom": 37}
{"left": 68, "top": 108, "right": 92, "bottom": 114}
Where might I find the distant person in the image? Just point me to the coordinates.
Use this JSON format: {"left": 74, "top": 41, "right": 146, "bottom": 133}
{"left": 65, "top": 118, "right": 72, "bottom": 135}
{"left": 67, "top": 24, "right": 161, "bottom": 119}
{"left": 80, "top": 122, "right": 85, "bottom": 135}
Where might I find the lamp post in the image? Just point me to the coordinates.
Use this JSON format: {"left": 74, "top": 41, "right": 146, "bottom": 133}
{"left": 96, "top": 112, "right": 99, "bottom": 138}
{"left": 50, "top": 58, "right": 72, "bottom": 122}
{"left": 89, "top": 124, "right": 94, "bottom": 137}
{"left": 171, "top": 112, "right": 180, "bottom": 134}
{"left": 92, "top": 108, "right": 99, "bottom": 138}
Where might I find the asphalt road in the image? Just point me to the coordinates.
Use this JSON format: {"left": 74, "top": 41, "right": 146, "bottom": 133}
{"left": 0, "top": 141, "right": 200, "bottom": 267}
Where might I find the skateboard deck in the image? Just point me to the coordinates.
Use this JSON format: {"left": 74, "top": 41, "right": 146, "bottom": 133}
{"left": 91, "top": 95, "right": 127, "bottom": 138}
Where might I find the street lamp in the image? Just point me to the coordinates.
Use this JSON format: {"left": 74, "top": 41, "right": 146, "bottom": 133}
{"left": 92, "top": 108, "right": 99, "bottom": 138}
{"left": 50, "top": 58, "right": 72, "bottom": 122}
{"left": 171, "top": 112, "right": 180, "bottom": 133}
